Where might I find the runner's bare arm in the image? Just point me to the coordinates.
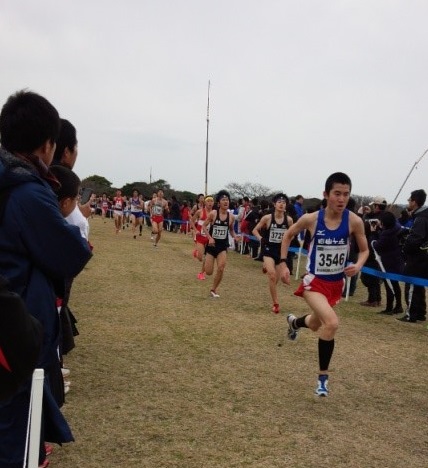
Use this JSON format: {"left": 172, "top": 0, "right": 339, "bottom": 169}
{"left": 344, "top": 213, "right": 369, "bottom": 277}
{"left": 279, "top": 213, "right": 315, "bottom": 284}
{"left": 252, "top": 214, "right": 270, "bottom": 242}
{"left": 229, "top": 214, "right": 240, "bottom": 242}
{"left": 190, "top": 209, "right": 201, "bottom": 233}
{"left": 202, "top": 210, "right": 216, "bottom": 242}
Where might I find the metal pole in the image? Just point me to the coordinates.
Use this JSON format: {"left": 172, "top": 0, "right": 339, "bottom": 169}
{"left": 371, "top": 241, "right": 395, "bottom": 295}
{"left": 390, "top": 148, "right": 428, "bottom": 206}
{"left": 294, "top": 240, "right": 304, "bottom": 280}
{"left": 205, "top": 80, "right": 210, "bottom": 196}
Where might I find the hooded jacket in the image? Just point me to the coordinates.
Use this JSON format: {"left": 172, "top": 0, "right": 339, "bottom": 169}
{"left": 0, "top": 148, "right": 92, "bottom": 457}
{"left": 0, "top": 148, "right": 92, "bottom": 364}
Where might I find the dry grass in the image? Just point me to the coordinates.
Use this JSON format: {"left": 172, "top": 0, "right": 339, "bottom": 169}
{"left": 51, "top": 217, "right": 428, "bottom": 467}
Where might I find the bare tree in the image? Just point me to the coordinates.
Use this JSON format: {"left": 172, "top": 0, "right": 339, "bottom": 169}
{"left": 225, "top": 182, "right": 274, "bottom": 199}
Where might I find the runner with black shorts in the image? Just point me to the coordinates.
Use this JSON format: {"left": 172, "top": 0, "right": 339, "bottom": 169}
{"left": 253, "top": 193, "right": 293, "bottom": 314}
{"left": 202, "top": 190, "right": 240, "bottom": 298}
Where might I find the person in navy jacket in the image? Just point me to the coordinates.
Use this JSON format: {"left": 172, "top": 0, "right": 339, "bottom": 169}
{"left": 0, "top": 90, "right": 92, "bottom": 468}
{"left": 372, "top": 211, "right": 404, "bottom": 314}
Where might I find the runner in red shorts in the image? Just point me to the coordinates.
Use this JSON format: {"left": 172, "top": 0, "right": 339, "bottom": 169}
{"left": 191, "top": 195, "right": 214, "bottom": 280}
{"left": 148, "top": 189, "right": 169, "bottom": 247}
{"left": 279, "top": 172, "right": 368, "bottom": 397}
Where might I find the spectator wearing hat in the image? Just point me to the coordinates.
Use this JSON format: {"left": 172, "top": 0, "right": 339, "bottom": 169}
{"left": 366, "top": 195, "right": 387, "bottom": 221}
{"left": 359, "top": 195, "right": 388, "bottom": 307}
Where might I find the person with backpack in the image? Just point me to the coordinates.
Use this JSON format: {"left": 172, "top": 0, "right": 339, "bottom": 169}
{"left": 0, "top": 276, "right": 43, "bottom": 402}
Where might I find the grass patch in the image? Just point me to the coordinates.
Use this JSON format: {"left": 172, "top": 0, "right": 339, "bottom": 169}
{"left": 52, "top": 217, "right": 428, "bottom": 467}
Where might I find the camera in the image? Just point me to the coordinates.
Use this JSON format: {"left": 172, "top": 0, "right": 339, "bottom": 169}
{"left": 79, "top": 187, "right": 94, "bottom": 205}
{"left": 367, "top": 218, "right": 379, "bottom": 226}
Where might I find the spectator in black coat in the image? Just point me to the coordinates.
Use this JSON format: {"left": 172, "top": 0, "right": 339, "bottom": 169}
{"left": 170, "top": 196, "right": 181, "bottom": 233}
{"left": 360, "top": 220, "right": 382, "bottom": 307}
{"left": 342, "top": 197, "right": 358, "bottom": 297}
{"left": 372, "top": 211, "right": 404, "bottom": 314}
{"left": 244, "top": 198, "right": 262, "bottom": 259}
{"left": 398, "top": 189, "right": 428, "bottom": 323}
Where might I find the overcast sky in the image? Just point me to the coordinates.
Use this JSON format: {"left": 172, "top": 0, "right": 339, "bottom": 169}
{"left": 1, "top": 0, "right": 427, "bottom": 204}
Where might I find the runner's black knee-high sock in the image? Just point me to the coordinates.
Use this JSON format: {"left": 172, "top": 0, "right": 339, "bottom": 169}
{"left": 294, "top": 315, "right": 309, "bottom": 329}
{"left": 318, "top": 338, "right": 335, "bottom": 372}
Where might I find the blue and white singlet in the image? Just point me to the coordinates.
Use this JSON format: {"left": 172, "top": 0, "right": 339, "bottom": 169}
{"left": 306, "top": 209, "right": 350, "bottom": 282}
{"left": 131, "top": 197, "right": 142, "bottom": 213}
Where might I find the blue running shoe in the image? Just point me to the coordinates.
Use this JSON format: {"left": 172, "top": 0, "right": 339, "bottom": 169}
{"left": 315, "top": 375, "right": 329, "bottom": 397}
{"left": 287, "top": 314, "right": 298, "bottom": 341}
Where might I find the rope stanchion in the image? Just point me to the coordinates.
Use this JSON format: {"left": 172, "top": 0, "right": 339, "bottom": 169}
{"left": 372, "top": 241, "right": 395, "bottom": 296}
{"left": 344, "top": 276, "right": 351, "bottom": 301}
{"left": 25, "top": 369, "right": 44, "bottom": 468}
{"left": 294, "top": 240, "right": 304, "bottom": 280}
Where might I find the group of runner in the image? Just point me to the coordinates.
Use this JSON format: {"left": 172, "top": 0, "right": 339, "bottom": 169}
{"left": 192, "top": 173, "right": 369, "bottom": 398}
{"left": 190, "top": 173, "right": 368, "bottom": 397}
{"left": 106, "top": 188, "right": 169, "bottom": 246}
{"left": 96, "top": 173, "right": 369, "bottom": 397}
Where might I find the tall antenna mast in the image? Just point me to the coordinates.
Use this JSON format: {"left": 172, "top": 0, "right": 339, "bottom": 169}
{"left": 204, "top": 80, "right": 210, "bottom": 196}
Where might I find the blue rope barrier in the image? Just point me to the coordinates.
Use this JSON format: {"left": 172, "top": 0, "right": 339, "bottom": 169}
{"left": 239, "top": 233, "right": 428, "bottom": 287}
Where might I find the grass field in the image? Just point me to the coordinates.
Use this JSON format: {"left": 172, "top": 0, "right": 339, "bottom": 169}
{"left": 50, "top": 216, "right": 428, "bottom": 467}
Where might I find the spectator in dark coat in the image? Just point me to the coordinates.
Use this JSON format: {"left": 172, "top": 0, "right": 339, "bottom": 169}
{"left": 244, "top": 198, "right": 262, "bottom": 259}
{"left": 0, "top": 90, "right": 92, "bottom": 468}
{"left": 398, "top": 189, "right": 428, "bottom": 323}
{"left": 360, "top": 220, "right": 382, "bottom": 307}
{"left": 170, "top": 195, "right": 181, "bottom": 232}
{"left": 342, "top": 197, "right": 359, "bottom": 297}
{"left": 372, "top": 211, "right": 404, "bottom": 314}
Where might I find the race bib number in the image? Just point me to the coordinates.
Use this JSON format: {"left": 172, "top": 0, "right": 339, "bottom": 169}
{"left": 314, "top": 245, "right": 347, "bottom": 275}
{"left": 269, "top": 227, "right": 286, "bottom": 243}
{"left": 197, "top": 220, "right": 208, "bottom": 236}
{"left": 212, "top": 225, "right": 228, "bottom": 239}
{"left": 131, "top": 200, "right": 141, "bottom": 211}
{"left": 152, "top": 205, "right": 163, "bottom": 215}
